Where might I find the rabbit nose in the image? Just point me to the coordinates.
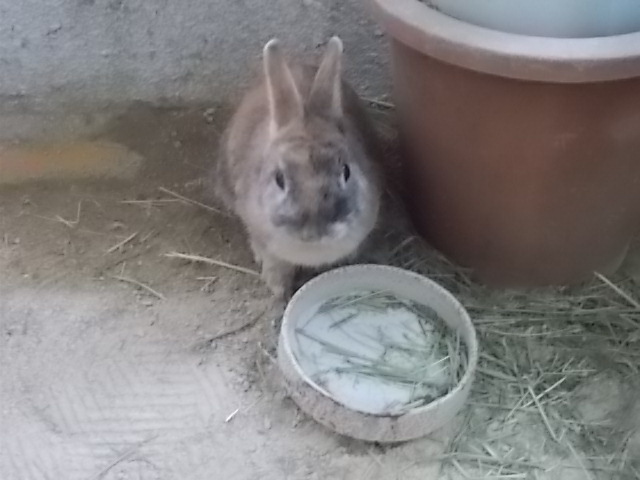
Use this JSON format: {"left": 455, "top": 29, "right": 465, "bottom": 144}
{"left": 301, "top": 223, "right": 326, "bottom": 241}
{"left": 300, "top": 229, "right": 315, "bottom": 241}
{"left": 324, "top": 196, "right": 349, "bottom": 224}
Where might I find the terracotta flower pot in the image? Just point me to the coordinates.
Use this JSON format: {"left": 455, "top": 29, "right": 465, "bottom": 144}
{"left": 371, "top": 0, "right": 640, "bottom": 286}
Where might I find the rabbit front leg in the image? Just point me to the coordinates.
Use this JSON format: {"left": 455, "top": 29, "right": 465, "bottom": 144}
{"left": 249, "top": 238, "right": 264, "bottom": 265}
{"left": 261, "top": 252, "right": 296, "bottom": 302}
{"left": 250, "top": 238, "right": 295, "bottom": 303}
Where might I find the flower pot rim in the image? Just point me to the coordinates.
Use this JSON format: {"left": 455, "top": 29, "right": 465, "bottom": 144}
{"left": 371, "top": 0, "right": 640, "bottom": 83}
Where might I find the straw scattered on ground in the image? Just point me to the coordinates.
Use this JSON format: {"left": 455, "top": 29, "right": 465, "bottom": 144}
{"left": 383, "top": 225, "right": 640, "bottom": 480}
{"left": 163, "top": 251, "right": 260, "bottom": 277}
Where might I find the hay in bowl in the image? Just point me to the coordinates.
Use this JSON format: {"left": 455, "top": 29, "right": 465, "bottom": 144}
{"left": 277, "top": 265, "right": 478, "bottom": 443}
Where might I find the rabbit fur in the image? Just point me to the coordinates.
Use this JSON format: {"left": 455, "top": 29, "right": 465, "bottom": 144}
{"left": 214, "top": 37, "right": 382, "bottom": 300}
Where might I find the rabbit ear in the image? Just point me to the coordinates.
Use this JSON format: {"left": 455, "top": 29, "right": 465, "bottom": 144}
{"left": 309, "top": 37, "right": 344, "bottom": 119}
{"left": 263, "top": 39, "right": 304, "bottom": 133}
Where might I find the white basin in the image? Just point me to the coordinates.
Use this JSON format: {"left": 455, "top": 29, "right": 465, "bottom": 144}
{"left": 429, "top": 0, "right": 640, "bottom": 37}
{"left": 277, "top": 264, "right": 478, "bottom": 443}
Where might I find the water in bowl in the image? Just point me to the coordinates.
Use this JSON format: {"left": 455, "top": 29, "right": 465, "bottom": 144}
{"left": 293, "top": 290, "right": 467, "bottom": 416}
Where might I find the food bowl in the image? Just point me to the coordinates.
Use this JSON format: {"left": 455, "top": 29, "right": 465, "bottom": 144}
{"left": 277, "top": 264, "right": 478, "bottom": 443}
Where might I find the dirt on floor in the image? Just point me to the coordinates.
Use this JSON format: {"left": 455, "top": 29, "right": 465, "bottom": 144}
{"left": 1, "top": 103, "right": 639, "bottom": 480}
{"left": 0, "top": 103, "right": 452, "bottom": 480}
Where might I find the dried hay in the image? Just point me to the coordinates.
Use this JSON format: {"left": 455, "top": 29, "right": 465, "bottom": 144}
{"left": 384, "top": 226, "right": 639, "bottom": 479}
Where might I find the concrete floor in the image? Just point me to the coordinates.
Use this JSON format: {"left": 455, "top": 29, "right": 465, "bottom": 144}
{"left": 0, "top": 105, "right": 449, "bottom": 480}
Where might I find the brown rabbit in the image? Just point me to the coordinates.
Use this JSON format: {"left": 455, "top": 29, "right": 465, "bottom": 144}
{"left": 214, "top": 37, "right": 382, "bottom": 301}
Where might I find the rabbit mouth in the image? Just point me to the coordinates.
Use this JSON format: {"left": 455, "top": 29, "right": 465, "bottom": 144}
{"left": 291, "top": 219, "right": 351, "bottom": 243}
{"left": 269, "top": 220, "right": 370, "bottom": 266}
{"left": 271, "top": 233, "right": 362, "bottom": 266}
{"left": 297, "top": 229, "right": 335, "bottom": 243}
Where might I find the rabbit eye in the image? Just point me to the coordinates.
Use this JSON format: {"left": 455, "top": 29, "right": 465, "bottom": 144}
{"left": 274, "top": 170, "right": 286, "bottom": 190}
{"left": 342, "top": 163, "right": 351, "bottom": 182}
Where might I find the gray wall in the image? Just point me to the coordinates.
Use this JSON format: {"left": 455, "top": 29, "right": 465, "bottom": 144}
{"left": 0, "top": 0, "right": 389, "bottom": 110}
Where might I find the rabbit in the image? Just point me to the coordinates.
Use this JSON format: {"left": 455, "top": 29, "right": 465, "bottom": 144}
{"left": 213, "top": 36, "right": 382, "bottom": 301}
